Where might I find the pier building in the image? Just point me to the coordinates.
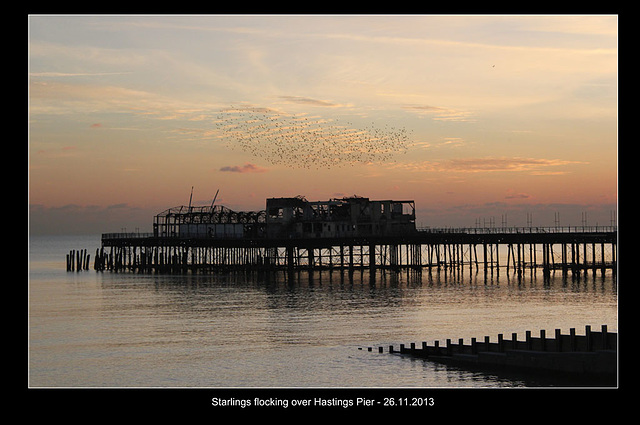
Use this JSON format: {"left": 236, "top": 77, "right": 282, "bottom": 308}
{"left": 265, "top": 196, "right": 416, "bottom": 239}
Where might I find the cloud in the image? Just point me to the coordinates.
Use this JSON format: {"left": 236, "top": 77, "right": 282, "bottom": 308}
{"left": 219, "top": 163, "right": 268, "bottom": 173}
{"left": 402, "top": 104, "right": 476, "bottom": 122}
{"left": 29, "top": 72, "right": 132, "bottom": 77}
{"left": 29, "top": 78, "right": 221, "bottom": 123}
{"left": 277, "top": 96, "right": 340, "bottom": 107}
{"left": 441, "top": 137, "right": 466, "bottom": 147}
{"left": 29, "top": 203, "right": 148, "bottom": 235}
{"left": 505, "top": 191, "right": 531, "bottom": 199}
{"left": 33, "top": 145, "right": 79, "bottom": 158}
{"left": 444, "top": 157, "right": 584, "bottom": 173}
{"left": 389, "top": 157, "right": 586, "bottom": 174}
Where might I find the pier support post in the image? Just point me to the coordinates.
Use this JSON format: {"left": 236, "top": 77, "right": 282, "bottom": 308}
{"left": 287, "top": 246, "right": 294, "bottom": 271}
{"left": 349, "top": 245, "right": 354, "bottom": 270}
{"left": 369, "top": 243, "right": 376, "bottom": 271}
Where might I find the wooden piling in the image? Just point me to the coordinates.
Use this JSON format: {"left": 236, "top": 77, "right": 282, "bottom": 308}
{"left": 382, "top": 325, "right": 616, "bottom": 383}
{"left": 69, "top": 226, "right": 616, "bottom": 274}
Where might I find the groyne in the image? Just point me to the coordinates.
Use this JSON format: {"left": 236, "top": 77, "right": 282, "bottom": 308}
{"left": 363, "top": 325, "right": 617, "bottom": 385}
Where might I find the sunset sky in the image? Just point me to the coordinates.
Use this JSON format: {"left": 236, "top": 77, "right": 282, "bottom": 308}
{"left": 28, "top": 14, "right": 618, "bottom": 235}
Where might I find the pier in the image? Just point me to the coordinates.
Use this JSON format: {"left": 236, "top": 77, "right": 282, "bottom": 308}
{"left": 69, "top": 195, "right": 617, "bottom": 276}
{"left": 368, "top": 325, "right": 617, "bottom": 385}
{"left": 91, "top": 226, "right": 616, "bottom": 276}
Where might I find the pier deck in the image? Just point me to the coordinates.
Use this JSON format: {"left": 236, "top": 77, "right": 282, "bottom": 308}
{"left": 80, "top": 226, "right": 616, "bottom": 275}
{"left": 66, "top": 195, "right": 617, "bottom": 274}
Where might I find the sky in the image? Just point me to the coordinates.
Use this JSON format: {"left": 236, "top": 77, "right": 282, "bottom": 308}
{"left": 28, "top": 14, "right": 618, "bottom": 235}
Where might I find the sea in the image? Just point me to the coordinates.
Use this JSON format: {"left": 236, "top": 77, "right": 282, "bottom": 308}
{"left": 27, "top": 234, "right": 619, "bottom": 408}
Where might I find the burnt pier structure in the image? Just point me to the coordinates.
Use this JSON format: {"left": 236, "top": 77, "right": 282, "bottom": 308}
{"left": 89, "top": 196, "right": 617, "bottom": 276}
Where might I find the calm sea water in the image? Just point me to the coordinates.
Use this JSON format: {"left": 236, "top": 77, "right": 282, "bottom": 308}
{"left": 28, "top": 234, "right": 617, "bottom": 389}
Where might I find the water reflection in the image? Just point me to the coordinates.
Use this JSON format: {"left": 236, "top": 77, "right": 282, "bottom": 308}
{"left": 96, "top": 266, "right": 617, "bottom": 305}
{"left": 30, "top": 235, "right": 617, "bottom": 387}
{"left": 95, "top": 267, "right": 617, "bottom": 340}
{"left": 83, "top": 267, "right": 617, "bottom": 387}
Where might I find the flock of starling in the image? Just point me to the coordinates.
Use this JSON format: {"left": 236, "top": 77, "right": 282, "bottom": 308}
{"left": 214, "top": 106, "right": 412, "bottom": 169}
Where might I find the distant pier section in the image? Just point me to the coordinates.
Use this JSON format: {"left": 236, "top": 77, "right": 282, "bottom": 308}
{"left": 77, "top": 195, "right": 616, "bottom": 275}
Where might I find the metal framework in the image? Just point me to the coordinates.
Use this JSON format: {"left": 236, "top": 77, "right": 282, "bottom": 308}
{"left": 153, "top": 204, "right": 266, "bottom": 238}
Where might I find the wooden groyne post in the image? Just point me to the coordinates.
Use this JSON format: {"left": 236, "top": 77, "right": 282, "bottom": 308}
{"left": 378, "top": 325, "right": 616, "bottom": 383}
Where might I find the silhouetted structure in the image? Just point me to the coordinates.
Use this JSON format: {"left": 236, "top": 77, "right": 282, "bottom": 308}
{"left": 153, "top": 204, "right": 266, "bottom": 239}
{"left": 381, "top": 325, "right": 617, "bottom": 385}
{"left": 73, "top": 195, "right": 616, "bottom": 275}
{"left": 265, "top": 196, "right": 416, "bottom": 238}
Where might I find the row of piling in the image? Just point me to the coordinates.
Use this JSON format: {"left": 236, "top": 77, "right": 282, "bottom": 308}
{"left": 91, "top": 245, "right": 282, "bottom": 273}
{"left": 65, "top": 228, "right": 617, "bottom": 274}
{"left": 83, "top": 241, "right": 616, "bottom": 276}
{"left": 66, "top": 249, "right": 91, "bottom": 271}
{"left": 361, "top": 325, "right": 617, "bottom": 383}
{"left": 384, "top": 325, "right": 615, "bottom": 355}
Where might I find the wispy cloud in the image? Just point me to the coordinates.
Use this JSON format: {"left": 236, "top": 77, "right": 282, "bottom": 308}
{"left": 28, "top": 79, "right": 222, "bottom": 124}
{"left": 389, "top": 157, "right": 586, "bottom": 174}
{"left": 402, "top": 105, "right": 476, "bottom": 122}
{"left": 29, "top": 72, "right": 132, "bottom": 77}
{"left": 505, "top": 190, "right": 531, "bottom": 199}
{"left": 441, "top": 137, "right": 466, "bottom": 147}
{"left": 277, "top": 96, "right": 341, "bottom": 107}
{"left": 407, "top": 137, "right": 467, "bottom": 151}
{"left": 29, "top": 202, "right": 148, "bottom": 235}
{"left": 444, "top": 157, "right": 585, "bottom": 173}
{"left": 219, "top": 163, "right": 268, "bottom": 173}
{"left": 32, "top": 145, "right": 80, "bottom": 158}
